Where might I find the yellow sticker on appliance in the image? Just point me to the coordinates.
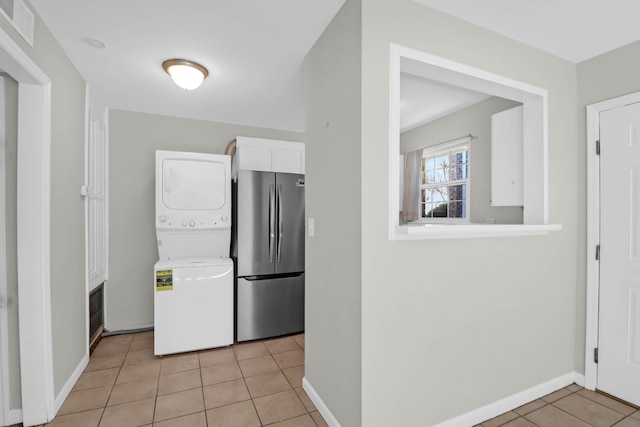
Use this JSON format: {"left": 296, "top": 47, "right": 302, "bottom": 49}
{"left": 156, "top": 269, "right": 173, "bottom": 291}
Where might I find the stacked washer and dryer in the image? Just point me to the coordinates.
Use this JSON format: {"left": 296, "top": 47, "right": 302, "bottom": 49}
{"left": 153, "top": 150, "right": 234, "bottom": 356}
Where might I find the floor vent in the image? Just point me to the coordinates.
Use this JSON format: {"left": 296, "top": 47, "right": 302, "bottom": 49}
{"left": 89, "top": 284, "right": 105, "bottom": 353}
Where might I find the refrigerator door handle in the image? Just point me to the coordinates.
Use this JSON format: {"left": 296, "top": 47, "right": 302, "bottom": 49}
{"left": 269, "top": 183, "right": 275, "bottom": 264}
{"left": 277, "top": 183, "right": 283, "bottom": 263}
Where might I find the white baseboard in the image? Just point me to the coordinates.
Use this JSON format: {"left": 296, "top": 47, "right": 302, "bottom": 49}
{"left": 8, "top": 408, "right": 22, "bottom": 425}
{"left": 302, "top": 371, "right": 585, "bottom": 427}
{"left": 573, "top": 372, "right": 586, "bottom": 387}
{"left": 302, "top": 377, "right": 342, "bottom": 427}
{"left": 433, "top": 371, "right": 584, "bottom": 427}
{"left": 4, "top": 354, "right": 90, "bottom": 426}
{"left": 53, "top": 353, "right": 89, "bottom": 415}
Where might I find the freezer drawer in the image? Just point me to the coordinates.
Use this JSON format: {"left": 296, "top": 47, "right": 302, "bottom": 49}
{"left": 236, "top": 274, "right": 304, "bottom": 342}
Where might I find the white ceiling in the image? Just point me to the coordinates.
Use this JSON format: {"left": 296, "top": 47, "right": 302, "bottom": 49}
{"left": 400, "top": 74, "right": 489, "bottom": 132}
{"left": 28, "top": 0, "right": 640, "bottom": 133}
{"left": 404, "top": 0, "right": 640, "bottom": 131}
{"left": 29, "top": 0, "right": 346, "bottom": 132}
{"left": 414, "top": 0, "right": 640, "bottom": 63}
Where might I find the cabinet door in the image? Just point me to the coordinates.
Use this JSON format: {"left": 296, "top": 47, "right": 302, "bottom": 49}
{"left": 491, "top": 105, "right": 524, "bottom": 206}
{"left": 237, "top": 144, "right": 271, "bottom": 172}
{"left": 272, "top": 148, "right": 303, "bottom": 173}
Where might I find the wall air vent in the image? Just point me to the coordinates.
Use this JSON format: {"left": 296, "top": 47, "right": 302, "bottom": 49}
{"left": 0, "top": 0, "right": 33, "bottom": 46}
{"left": 89, "top": 284, "right": 105, "bottom": 352}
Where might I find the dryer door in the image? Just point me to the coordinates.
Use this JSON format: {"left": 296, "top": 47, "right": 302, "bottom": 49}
{"left": 162, "top": 158, "right": 227, "bottom": 210}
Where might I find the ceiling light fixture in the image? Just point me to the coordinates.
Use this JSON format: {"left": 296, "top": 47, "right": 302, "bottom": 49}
{"left": 162, "top": 59, "right": 208, "bottom": 90}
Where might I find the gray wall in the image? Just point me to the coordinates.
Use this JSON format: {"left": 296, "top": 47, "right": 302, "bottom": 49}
{"left": 106, "top": 110, "right": 303, "bottom": 331}
{"left": 303, "top": 0, "right": 362, "bottom": 425}
{"left": 359, "top": 1, "right": 578, "bottom": 425}
{"left": 401, "top": 96, "right": 523, "bottom": 224}
{"left": 575, "top": 40, "right": 640, "bottom": 373}
{"left": 1, "top": 73, "right": 20, "bottom": 410}
{"left": 0, "top": 2, "right": 87, "bottom": 400}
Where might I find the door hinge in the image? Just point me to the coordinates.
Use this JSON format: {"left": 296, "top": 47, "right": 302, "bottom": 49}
{"left": 595, "top": 244, "right": 600, "bottom": 261}
{"left": 594, "top": 347, "right": 599, "bottom": 363}
{"left": 596, "top": 140, "right": 601, "bottom": 155}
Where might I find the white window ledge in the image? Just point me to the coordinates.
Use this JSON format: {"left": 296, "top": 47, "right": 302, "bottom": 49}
{"left": 393, "top": 223, "right": 562, "bottom": 240}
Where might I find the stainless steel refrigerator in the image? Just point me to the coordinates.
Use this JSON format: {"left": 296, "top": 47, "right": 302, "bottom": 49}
{"left": 232, "top": 169, "right": 305, "bottom": 342}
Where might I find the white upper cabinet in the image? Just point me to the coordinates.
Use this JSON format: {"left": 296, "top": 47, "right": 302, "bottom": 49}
{"left": 235, "top": 142, "right": 271, "bottom": 172}
{"left": 233, "top": 136, "right": 305, "bottom": 175}
{"left": 272, "top": 147, "right": 304, "bottom": 173}
{"left": 491, "top": 105, "right": 524, "bottom": 207}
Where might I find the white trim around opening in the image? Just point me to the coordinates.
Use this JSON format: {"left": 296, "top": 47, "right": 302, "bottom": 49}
{"left": 0, "top": 22, "right": 54, "bottom": 426}
{"left": 0, "top": 75, "right": 8, "bottom": 427}
{"left": 389, "top": 43, "right": 561, "bottom": 240}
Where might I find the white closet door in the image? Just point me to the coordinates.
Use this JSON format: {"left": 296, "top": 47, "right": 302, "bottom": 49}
{"left": 87, "top": 95, "right": 107, "bottom": 290}
{"left": 598, "top": 101, "right": 640, "bottom": 406}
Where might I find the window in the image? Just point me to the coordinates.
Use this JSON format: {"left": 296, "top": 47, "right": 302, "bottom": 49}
{"left": 418, "top": 139, "right": 469, "bottom": 222}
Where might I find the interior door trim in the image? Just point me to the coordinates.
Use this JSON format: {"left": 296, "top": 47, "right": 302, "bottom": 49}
{"left": 0, "top": 24, "right": 56, "bottom": 425}
{"left": 585, "top": 90, "right": 640, "bottom": 391}
{"left": 0, "top": 75, "right": 7, "bottom": 427}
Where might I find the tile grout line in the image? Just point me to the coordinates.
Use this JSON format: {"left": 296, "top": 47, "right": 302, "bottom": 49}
{"left": 577, "top": 391, "right": 640, "bottom": 416}
{"left": 239, "top": 349, "right": 267, "bottom": 427}
{"left": 152, "top": 352, "right": 162, "bottom": 426}
{"left": 547, "top": 388, "right": 632, "bottom": 427}
{"left": 198, "top": 353, "right": 207, "bottom": 427}
{"left": 199, "top": 349, "right": 209, "bottom": 426}
{"left": 487, "top": 385, "right": 637, "bottom": 427}
{"left": 611, "top": 414, "right": 632, "bottom": 427}
{"left": 50, "top": 333, "right": 312, "bottom": 426}
{"left": 545, "top": 388, "right": 595, "bottom": 427}
{"left": 518, "top": 388, "right": 580, "bottom": 427}
{"left": 96, "top": 338, "right": 128, "bottom": 426}
{"left": 483, "top": 387, "right": 565, "bottom": 427}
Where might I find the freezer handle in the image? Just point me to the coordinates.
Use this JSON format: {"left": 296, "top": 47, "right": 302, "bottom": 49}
{"left": 241, "top": 272, "right": 304, "bottom": 281}
{"left": 277, "top": 183, "right": 283, "bottom": 263}
{"left": 269, "top": 183, "right": 275, "bottom": 264}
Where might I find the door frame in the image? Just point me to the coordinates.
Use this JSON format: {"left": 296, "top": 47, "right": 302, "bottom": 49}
{"left": 84, "top": 88, "right": 108, "bottom": 349}
{"left": 0, "top": 23, "right": 54, "bottom": 425}
{"left": 0, "top": 75, "right": 7, "bottom": 427}
{"left": 85, "top": 89, "right": 108, "bottom": 292}
{"left": 585, "top": 90, "right": 640, "bottom": 390}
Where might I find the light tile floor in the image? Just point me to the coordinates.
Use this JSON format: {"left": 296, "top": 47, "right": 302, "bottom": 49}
{"left": 475, "top": 384, "right": 640, "bottom": 427}
{"left": 35, "top": 330, "right": 640, "bottom": 427}
{"left": 39, "top": 331, "right": 328, "bottom": 427}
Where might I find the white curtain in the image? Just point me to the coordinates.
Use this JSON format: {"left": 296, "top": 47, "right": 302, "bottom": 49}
{"left": 401, "top": 149, "right": 422, "bottom": 222}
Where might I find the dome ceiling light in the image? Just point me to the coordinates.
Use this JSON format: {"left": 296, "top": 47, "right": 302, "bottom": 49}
{"left": 162, "top": 59, "right": 209, "bottom": 90}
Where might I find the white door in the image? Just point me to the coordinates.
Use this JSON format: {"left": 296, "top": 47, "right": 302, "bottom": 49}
{"left": 598, "top": 101, "right": 640, "bottom": 405}
{"left": 86, "top": 96, "right": 107, "bottom": 290}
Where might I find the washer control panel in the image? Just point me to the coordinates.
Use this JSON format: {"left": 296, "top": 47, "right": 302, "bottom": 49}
{"left": 157, "top": 214, "right": 230, "bottom": 229}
